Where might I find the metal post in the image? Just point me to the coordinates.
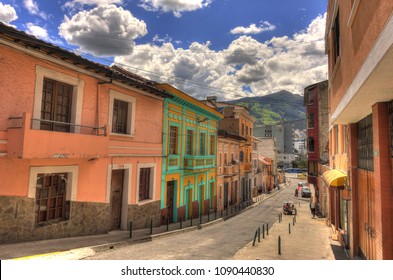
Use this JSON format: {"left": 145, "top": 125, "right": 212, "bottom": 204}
{"left": 267, "top": 223, "right": 269, "bottom": 236}
{"left": 150, "top": 218, "right": 153, "bottom": 235}
{"left": 166, "top": 217, "right": 169, "bottom": 231}
{"left": 200, "top": 214, "right": 202, "bottom": 224}
{"left": 180, "top": 218, "right": 182, "bottom": 229}
{"left": 221, "top": 210, "right": 223, "bottom": 218}
{"left": 215, "top": 210, "right": 217, "bottom": 220}
{"left": 278, "top": 236, "right": 281, "bottom": 255}
{"left": 129, "top": 221, "right": 133, "bottom": 238}
{"left": 289, "top": 223, "right": 291, "bottom": 234}
{"left": 191, "top": 214, "right": 193, "bottom": 226}
{"left": 258, "top": 227, "right": 261, "bottom": 242}
{"left": 293, "top": 216, "right": 295, "bottom": 226}
{"left": 262, "top": 224, "right": 265, "bottom": 239}
{"left": 252, "top": 230, "right": 258, "bottom": 246}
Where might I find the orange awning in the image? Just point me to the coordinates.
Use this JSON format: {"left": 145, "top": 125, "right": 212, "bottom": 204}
{"left": 322, "top": 169, "right": 347, "bottom": 187}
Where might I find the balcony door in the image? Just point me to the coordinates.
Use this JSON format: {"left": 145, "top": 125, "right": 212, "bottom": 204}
{"left": 40, "top": 78, "right": 72, "bottom": 132}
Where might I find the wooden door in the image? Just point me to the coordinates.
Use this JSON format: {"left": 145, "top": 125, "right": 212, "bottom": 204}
{"left": 110, "top": 169, "right": 124, "bottom": 230}
{"left": 358, "top": 170, "right": 377, "bottom": 259}
{"left": 167, "top": 181, "right": 175, "bottom": 223}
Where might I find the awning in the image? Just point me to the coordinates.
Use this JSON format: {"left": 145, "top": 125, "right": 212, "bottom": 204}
{"left": 322, "top": 169, "right": 347, "bottom": 187}
{"left": 258, "top": 155, "right": 271, "bottom": 165}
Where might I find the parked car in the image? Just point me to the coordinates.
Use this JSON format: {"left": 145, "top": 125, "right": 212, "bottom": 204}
{"left": 301, "top": 187, "right": 312, "bottom": 198}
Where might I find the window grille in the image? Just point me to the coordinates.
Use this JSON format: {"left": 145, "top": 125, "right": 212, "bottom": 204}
{"left": 357, "top": 114, "right": 373, "bottom": 171}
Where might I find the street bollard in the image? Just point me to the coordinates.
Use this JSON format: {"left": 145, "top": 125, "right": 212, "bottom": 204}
{"left": 180, "top": 218, "right": 182, "bottom": 229}
{"left": 166, "top": 217, "right": 169, "bottom": 231}
{"left": 262, "top": 224, "right": 265, "bottom": 239}
{"left": 252, "top": 230, "right": 258, "bottom": 246}
{"left": 129, "top": 221, "right": 133, "bottom": 238}
{"left": 278, "top": 236, "right": 281, "bottom": 255}
{"left": 150, "top": 218, "right": 153, "bottom": 235}
{"left": 258, "top": 227, "right": 261, "bottom": 242}
{"left": 267, "top": 223, "right": 269, "bottom": 235}
{"left": 293, "top": 216, "right": 295, "bottom": 226}
{"left": 191, "top": 215, "right": 193, "bottom": 226}
{"left": 226, "top": 207, "right": 228, "bottom": 216}
{"left": 215, "top": 210, "right": 217, "bottom": 220}
{"left": 221, "top": 210, "right": 223, "bottom": 218}
{"left": 289, "top": 223, "right": 291, "bottom": 234}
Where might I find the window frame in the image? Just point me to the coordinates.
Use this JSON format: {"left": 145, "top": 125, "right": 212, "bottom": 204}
{"left": 136, "top": 163, "right": 156, "bottom": 204}
{"left": 33, "top": 65, "right": 84, "bottom": 133}
{"left": 109, "top": 90, "right": 136, "bottom": 137}
{"left": 169, "top": 125, "right": 179, "bottom": 155}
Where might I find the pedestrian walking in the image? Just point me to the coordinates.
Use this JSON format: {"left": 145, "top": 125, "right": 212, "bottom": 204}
{"left": 309, "top": 197, "right": 316, "bottom": 218}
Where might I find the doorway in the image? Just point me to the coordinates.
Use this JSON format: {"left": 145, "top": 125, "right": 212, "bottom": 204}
{"left": 110, "top": 169, "right": 124, "bottom": 230}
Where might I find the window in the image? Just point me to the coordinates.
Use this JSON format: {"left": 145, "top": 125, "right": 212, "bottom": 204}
{"left": 186, "top": 129, "right": 193, "bottom": 155}
{"left": 210, "top": 135, "right": 215, "bottom": 155}
{"left": 307, "top": 90, "right": 314, "bottom": 105}
{"left": 240, "top": 151, "right": 244, "bottom": 162}
{"left": 357, "top": 115, "right": 373, "bottom": 171}
{"left": 308, "top": 113, "right": 315, "bottom": 128}
{"left": 169, "top": 126, "right": 178, "bottom": 154}
{"left": 250, "top": 128, "right": 252, "bottom": 136}
{"left": 308, "top": 161, "right": 318, "bottom": 176}
{"left": 139, "top": 167, "right": 152, "bottom": 201}
{"left": 242, "top": 124, "right": 245, "bottom": 135}
{"left": 308, "top": 137, "right": 315, "bottom": 152}
{"left": 33, "top": 66, "right": 84, "bottom": 133}
{"left": 36, "top": 173, "right": 69, "bottom": 223}
{"left": 333, "top": 10, "right": 341, "bottom": 64}
{"left": 109, "top": 90, "right": 136, "bottom": 136}
{"left": 40, "top": 78, "right": 73, "bottom": 132}
{"left": 112, "top": 99, "right": 128, "bottom": 134}
{"left": 200, "top": 133, "right": 206, "bottom": 155}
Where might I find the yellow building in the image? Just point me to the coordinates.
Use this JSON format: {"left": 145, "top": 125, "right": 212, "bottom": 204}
{"left": 158, "top": 84, "right": 223, "bottom": 223}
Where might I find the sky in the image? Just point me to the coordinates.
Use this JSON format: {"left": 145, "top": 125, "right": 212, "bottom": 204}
{"left": 0, "top": 0, "right": 328, "bottom": 100}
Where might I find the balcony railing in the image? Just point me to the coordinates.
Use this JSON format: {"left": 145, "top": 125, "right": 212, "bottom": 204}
{"left": 184, "top": 155, "right": 216, "bottom": 170}
{"left": 31, "top": 118, "right": 107, "bottom": 136}
{"left": 6, "top": 112, "right": 109, "bottom": 159}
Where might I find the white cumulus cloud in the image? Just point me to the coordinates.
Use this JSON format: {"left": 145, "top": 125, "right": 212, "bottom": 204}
{"left": 114, "top": 13, "right": 327, "bottom": 100}
{"left": 59, "top": 4, "right": 147, "bottom": 56}
{"left": 139, "top": 0, "right": 213, "bottom": 17}
{"left": 230, "top": 21, "right": 276, "bottom": 35}
{"left": 0, "top": 3, "right": 18, "bottom": 25}
{"left": 63, "top": 0, "right": 123, "bottom": 13}
{"left": 23, "top": 0, "right": 48, "bottom": 20}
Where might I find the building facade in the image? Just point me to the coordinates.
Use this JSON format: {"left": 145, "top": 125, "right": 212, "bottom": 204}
{"left": 158, "top": 84, "right": 222, "bottom": 224}
{"left": 304, "top": 80, "right": 329, "bottom": 212}
{"left": 216, "top": 130, "right": 244, "bottom": 211}
{"left": 325, "top": 1, "right": 393, "bottom": 259}
{"left": 0, "top": 24, "right": 171, "bottom": 243}
{"left": 215, "top": 104, "right": 255, "bottom": 202}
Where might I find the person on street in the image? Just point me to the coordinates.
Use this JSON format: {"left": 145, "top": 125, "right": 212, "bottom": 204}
{"left": 310, "top": 197, "right": 316, "bottom": 218}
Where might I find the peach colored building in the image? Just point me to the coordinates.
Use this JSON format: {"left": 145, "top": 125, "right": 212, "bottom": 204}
{"left": 216, "top": 130, "right": 244, "bottom": 212}
{"left": 325, "top": 1, "right": 393, "bottom": 259}
{"left": 0, "top": 24, "right": 170, "bottom": 243}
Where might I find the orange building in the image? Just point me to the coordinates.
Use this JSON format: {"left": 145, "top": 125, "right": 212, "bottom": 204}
{"left": 0, "top": 24, "right": 170, "bottom": 243}
{"left": 216, "top": 130, "right": 244, "bottom": 212}
{"left": 325, "top": 1, "right": 393, "bottom": 259}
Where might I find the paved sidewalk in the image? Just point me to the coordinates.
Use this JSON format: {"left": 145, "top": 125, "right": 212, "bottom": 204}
{"left": 232, "top": 199, "right": 348, "bottom": 260}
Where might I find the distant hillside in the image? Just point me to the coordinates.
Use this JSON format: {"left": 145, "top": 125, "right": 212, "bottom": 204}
{"left": 230, "top": 90, "right": 306, "bottom": 130}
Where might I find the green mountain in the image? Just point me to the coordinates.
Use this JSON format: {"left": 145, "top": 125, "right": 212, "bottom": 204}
{"left": 230, "top": 90, "right": 306, "bottom": 129}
